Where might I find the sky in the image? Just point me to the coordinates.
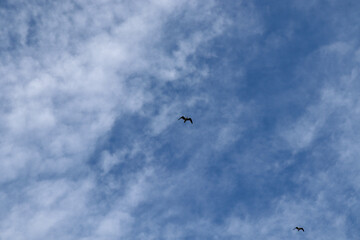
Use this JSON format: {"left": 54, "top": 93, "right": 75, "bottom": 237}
{"left": 0, "top": 0, "right": 360, "bottom": 239}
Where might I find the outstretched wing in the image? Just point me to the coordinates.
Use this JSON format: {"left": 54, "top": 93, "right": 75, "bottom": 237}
{"left": 189, "top": 118, "right": 193, "bottom": 124}
{"left": 178, "top": 116, "right": 185, "bottom": 120}
{"left": 300, "top": 228, "right": 304, "bottom": 232}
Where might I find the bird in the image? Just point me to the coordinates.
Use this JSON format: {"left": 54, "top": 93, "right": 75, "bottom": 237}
{"left": 293, "top": 227, "right": 305, "bottom": 232}
{"left": 178, "top": 116, "right": 193, "bottom": 124}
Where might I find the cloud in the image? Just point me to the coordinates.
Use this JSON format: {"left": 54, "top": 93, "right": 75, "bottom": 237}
{"left": 0, "top": 0, "right": 225, "bottom": 182}
{"left": 273, "top": 40, "right": 360, "bottom": 239}
{"left": 0, "top": 0, "right": 258, "bottom": 239}
{"left": 0, "top": 178, "right": 94, "bottom": 240}
{"left": 6, "top": 1, "right": 360, "bottom": 240}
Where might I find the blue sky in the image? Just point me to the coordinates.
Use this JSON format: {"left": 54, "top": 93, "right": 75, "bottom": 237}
{"left": 0, "top": 0, "right": 360, "bottom": 239}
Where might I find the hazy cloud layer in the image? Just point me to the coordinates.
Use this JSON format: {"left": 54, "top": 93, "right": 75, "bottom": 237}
{"left": 1, "top": 0, "right": 360, "bottom": 239}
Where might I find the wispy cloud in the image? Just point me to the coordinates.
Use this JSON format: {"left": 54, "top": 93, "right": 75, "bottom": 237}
{"left": 1, "top": 0, "right": 359, "bottom": 239}
{"left": 0, "top": 0, "right": 257, "bottom": 239}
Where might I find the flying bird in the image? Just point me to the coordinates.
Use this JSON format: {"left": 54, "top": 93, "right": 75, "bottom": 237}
{"left": 293, "top": 227, "right": 305, "bottom": 232}
{"left": 178, "top": 116, "right": 193, "bottom": 124}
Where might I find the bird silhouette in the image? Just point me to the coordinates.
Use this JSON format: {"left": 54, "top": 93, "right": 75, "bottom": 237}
{"left": 178, "top": 116, "right": 193, "bottom": 124}
{"left": 293, "top": 227, "right": 305, "bottom": 232}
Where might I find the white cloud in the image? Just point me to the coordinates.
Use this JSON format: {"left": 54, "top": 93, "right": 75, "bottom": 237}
{"left": 0, "top": 178, "right": 94, "bottom": 240}
{"left": 0, "top": 0, "right": 250, "bottom": 239}
{"left": 0, "top": 0, "right": 220, "bottom": 182}
{"left": 272, "top": 42, "right": 360, "bottom": 239}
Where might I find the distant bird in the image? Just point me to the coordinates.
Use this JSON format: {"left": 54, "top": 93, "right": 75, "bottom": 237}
{"left": 178, "top": 116, "right": 193, "bottom": 124}
{"left": 293, "top": 227, "right": 305, "bottom": 232}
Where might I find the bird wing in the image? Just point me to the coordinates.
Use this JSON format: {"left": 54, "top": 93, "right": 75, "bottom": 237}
{"left": 301, "top": 228, "right": 304, "bottom": 232}
{"left": 178, "top": 116, "right": 185, "bottom": 120}
{"left": 189, "top": 118, "right": 193, "bottom": 124}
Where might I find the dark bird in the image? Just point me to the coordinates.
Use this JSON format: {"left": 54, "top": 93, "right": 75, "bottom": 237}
{"left": 178, "top": 116, "right": 193, "bottom": 124}
{"left": 293, "top": 227, "right": 305, "bottom": 232}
